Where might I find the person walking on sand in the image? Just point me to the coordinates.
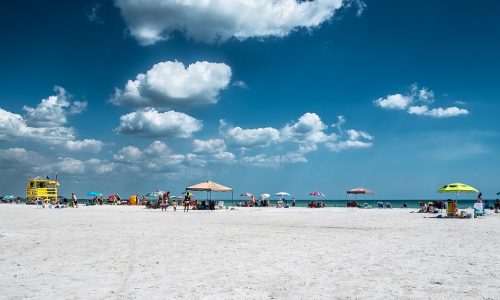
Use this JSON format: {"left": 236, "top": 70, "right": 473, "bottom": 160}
{"left": 71, "top": 193, "right": 78, "bottom": 208}
{"left": 184, "top": 194, "right": 190, "bottom": 212}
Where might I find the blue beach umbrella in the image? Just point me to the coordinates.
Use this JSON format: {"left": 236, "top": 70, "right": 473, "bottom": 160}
{"left": 87, "top": 192, "right": 103, "bottom": 197}
{"left": 4, "top": 195, "right": 15, "bottom": 201}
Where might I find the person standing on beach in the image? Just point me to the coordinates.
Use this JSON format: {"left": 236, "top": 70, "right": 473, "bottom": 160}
{"left": 476, "top": 192, "right": 483, "bottom": 203}
{"left": 172, "top": 198, "right": 177, "bottom": 212}
{"left": 71, "top": 193, "right": 78, "bottom": 208}
{"left": 184, "top": 194, "right": 190, "bottom": 212}
{"left": 292, "top": 197, "right": 296, "bottom": 207}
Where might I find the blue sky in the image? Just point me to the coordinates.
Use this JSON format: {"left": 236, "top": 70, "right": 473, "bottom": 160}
{"left": 1, "top": 0, "right": 499, "bottom": 200}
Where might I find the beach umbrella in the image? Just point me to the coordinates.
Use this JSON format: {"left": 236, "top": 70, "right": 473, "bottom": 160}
{"left": 496, "top": 192, "right": 500, "bottom": 196}
{"left": 437, "top": 182, "right": 478, "bottom": 204}
{"left": 310, "top": 191, "right": 325, "bottom": 197}
{"left": 275, "top": 192, "right": 290, "bottom": 198}
{"left": 87, "top": 191, "right": 103, "bottom": 197}
{"left": 259, "top": 193, "right": 270, "bottom": 200}
{"left": 240, "top": 192, "right": 253, "bottom": 197}
{"left": 437, "top": 183, "right": 478, "bottom": 194}
{"left": 346, "top": 187, "right": 374, "bottom": 195}
{"left": 4, "top": 195, "right": 14, "bottom": 201}
{"left": 107, "top": 194, "right": 120, "bottom": 200}
{"left": 145, "top": 192, "right": 160, "bottom": 201}
{"left": 346, "top": 187, "right": 374, "bottom": 203}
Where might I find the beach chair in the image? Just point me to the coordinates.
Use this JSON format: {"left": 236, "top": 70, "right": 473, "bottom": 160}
{"left": 446, "top": 200, "right": 458, "bottom": 217}
{"left": 473, "top": 203, "right": 485, "bottom": 216}
{"left": 36, "top": 199, "right": 44, "bottom": 208}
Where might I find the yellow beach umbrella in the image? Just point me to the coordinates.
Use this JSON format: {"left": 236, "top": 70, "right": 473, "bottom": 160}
{"left": 437, "top": 182, "right": 478, "bottom": 193}
{"left": 437, "top": 182, "right": 478, "bottom": 205}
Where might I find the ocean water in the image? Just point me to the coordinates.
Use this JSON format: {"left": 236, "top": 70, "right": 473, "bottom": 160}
{"left": 225, "top": 199, "right": 491, "bottom": 209}
{"left": 6, "top": 198, "right": 494, "bottom": 210}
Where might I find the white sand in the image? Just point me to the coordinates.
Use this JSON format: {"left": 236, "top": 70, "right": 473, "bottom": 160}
{"left": 0, "top": 205, "right": 499, "bottom": 300}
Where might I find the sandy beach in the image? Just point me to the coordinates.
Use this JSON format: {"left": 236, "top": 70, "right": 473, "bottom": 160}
{"left": 1, "top": 205, "right": 499, "bottom": 299}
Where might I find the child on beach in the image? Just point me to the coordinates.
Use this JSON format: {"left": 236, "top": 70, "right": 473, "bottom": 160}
{"left": 172, "top": 199, "right": 177, "bottom": 212}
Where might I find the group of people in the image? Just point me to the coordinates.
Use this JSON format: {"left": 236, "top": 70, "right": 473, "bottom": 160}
{"left": 154, "top": 191, "right": 194, "bottom": 212}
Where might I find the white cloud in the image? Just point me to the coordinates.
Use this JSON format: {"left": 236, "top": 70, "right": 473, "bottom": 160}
{"left": 0, "top": 107, "right": 75, "bottom": 142}
{"left": 110, "top": 61, "right": 231, "bottom": 108}
{"left": 325, "top": 123, "right": 373, "bottom": 152}
{"left": 112, "top": 141, "right": 187, "bottom": 173}
{"left": 211, "top": 151, "right": 236, "bottom": 164}
{"left": 233, "top": 80, "right": 248, "bottom": 89}
{"left": 375, "top": 84, "right": 469, "bottom": 118}
{"left": 193, "top": 139, "right": 226, "bottom": 153}
{"left": 240, "top": 152, "right": 307, "bottom": 167}
{"left": 113, "top": 146, "right": 143, "bottom": 162}
{"left": 326, "top": 139, "right": 373, "bottom": 152}
{"left": 0, "top": 148, "right": 43, "bottom": 169}
{"left": 23, "top": 86, "right": 86, "bottom": 127}
{"left": 144, "top": 140, "right": 171, "bottom": 155}
{"left": 223, "top": 125, "right": 281, "bottom": 148}
{"left": 220, "top": 112, "right": 372, "bottom": 160}
{"left": 115, "top": 0, "right": 345, "bottom": 45}
{"left": 115, "top": 108, "right": 202, "bottom": 138}
{"left": 408, "top": 106, "right": 469, "bottom": 118}
{"left": 54, "top": 157, "right": 87, "bottom": 174}
{"left": 281, "top": 112, "right": 332, "bottom": 143}
{"left": 374, "top": 94, "right": 411, "bottom": 110}
{"left": 65, "top": 139, "right": 103, "bottom": 153}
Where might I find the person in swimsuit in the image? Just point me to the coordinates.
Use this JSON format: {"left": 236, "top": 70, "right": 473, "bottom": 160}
{"left": 184, "top": 194, "right": 190, "bottom": 212}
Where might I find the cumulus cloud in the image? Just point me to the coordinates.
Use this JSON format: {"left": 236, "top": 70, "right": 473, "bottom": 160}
{"left": 281, "top": 112, "right": 333, "bottom": 143}
{"left": 193, "top": 139, "right": 226, "bottom": 153}
{"left": 23, "top": 86, "right": 87, "bottom": 127}
{"left": 325, "top": 124, "right": 373, "bottom": 152}
{"left": 115, "top": 0, "right": 345, "bottom": 45}
{"left": 0, "top": 107, "right": 75, "bottom": 142}
{"left": 220, "top": 120, "right": 281, "bottom": 148}
{"left": 0, "top": 148, "right": 43, "bottom": 170}
{"left": 112, "top": 141, "right": 189, "bottom": 172}
{"left": 115, "top": 108, "right": 202, "bottom": 138}
{"left": 374, "top": 94, "right": 411, "bottom": 110}
{"left": 374, "top": 84, "right": 469, "bottom": 118}
{"left": 65, "top": 139, "right": 103, "bottom": 153}
{"left": 217, "top": 112, "right": 372, "bottom": 166}
{"left": 110, "top": 61, "right": 231, "bottom": 108}
{"left": 113, "top": 146, "right": 143, "bottom": 162}
{"left": 0, "top": 87, "right": 100, "bottom": 150}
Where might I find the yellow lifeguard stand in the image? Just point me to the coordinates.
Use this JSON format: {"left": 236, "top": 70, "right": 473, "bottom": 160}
{"left": 26, "top": 177, "right": 59, "bottom": 205}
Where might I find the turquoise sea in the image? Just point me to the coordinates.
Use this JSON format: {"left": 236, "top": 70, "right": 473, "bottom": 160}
{"left": 225, "top": 199, "right": 492, "bottom": 209}
{"left": 6, "top": 198, "right": 495, "bottom": 210}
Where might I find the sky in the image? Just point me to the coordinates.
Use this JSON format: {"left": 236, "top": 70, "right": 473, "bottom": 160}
{"left": 0, "top": 0, "right": 499, "bottom": 200}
